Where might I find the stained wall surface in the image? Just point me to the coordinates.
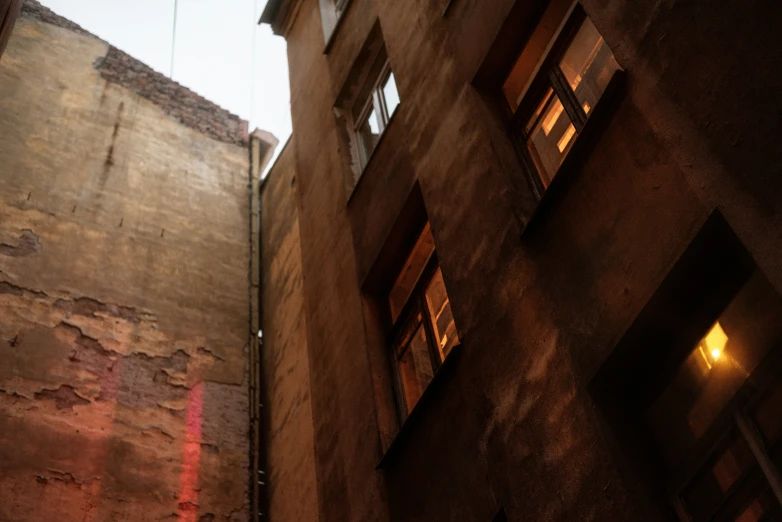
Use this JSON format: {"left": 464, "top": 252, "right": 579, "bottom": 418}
{"left": 260, "top": 140, "right": 319, "bottom": 522}
{"left": 263, "top": 0, "right": 782, "bottom": 521}
{"left": 0, "top": 4, "right": 252, "bottom": 521}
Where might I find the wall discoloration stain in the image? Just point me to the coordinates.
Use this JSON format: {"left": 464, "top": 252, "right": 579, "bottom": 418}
{"left": 0, "top": 229, "right": 41, "bottom": 257}
{"left": 0, "top": 3, "right": 252, "bottom": 520}
{"left": 35, "top": 384, "right": 90, "bottom": 409}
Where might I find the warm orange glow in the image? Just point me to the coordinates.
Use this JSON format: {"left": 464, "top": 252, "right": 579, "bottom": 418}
{"left": 178, "top": 382, "right": 204, "bottom": 522}
{"left": 542, "top": 100, "right": 564, "bottom": 135}
{"left": 582, "top": 101, "right": 591, "bottom": 115}
{"left": 557, "top": 124, "right": 576, "bottom": 152}
{"left": 704, "top": 322, "right": 729, "bottom": 361}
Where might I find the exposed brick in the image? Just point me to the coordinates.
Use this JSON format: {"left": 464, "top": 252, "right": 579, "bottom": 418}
{"left": 0, "top": 229, "right": 41, "bottom": 257}
{"left": 34, "top": 385, "right": 90, "bottom": 410}
{"left": 21, "top": 0, "right": 249, "bottom": 147}
{"left": 95, "top": 47, "right": 249, "bottom": 147}
{"left": 20, "top": 0, "right": 90, "bottom": 36}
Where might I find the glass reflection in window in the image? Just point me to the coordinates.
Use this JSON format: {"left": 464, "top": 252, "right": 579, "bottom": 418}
{"left": 524, "top": 89, "right": 578, "bottom": 186}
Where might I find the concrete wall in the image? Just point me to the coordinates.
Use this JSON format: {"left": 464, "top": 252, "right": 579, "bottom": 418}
{"left": 267, "top": 0, "right": 782, "bottom": 521}
{"left": 260, "top": 140, "right": 319, "bottom": 522}
{"left": 0, "top": 5, "right": 252, "bottom": 521}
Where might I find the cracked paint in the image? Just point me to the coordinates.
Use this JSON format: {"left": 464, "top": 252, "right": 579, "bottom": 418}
{"left": 0, "top": 229, "right": 42, "bottom": 257}
{"left": 0, "top": 9, "right": 251, "bottom": 521}
{"left": 35, "top": 384, "right": 91, "bottom": 409}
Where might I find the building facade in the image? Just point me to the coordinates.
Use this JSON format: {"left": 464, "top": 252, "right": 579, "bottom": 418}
{"left": 0, "top": 2, "right": 276, "bottom": 520}
{"left": 259, "top": 0, "right": 782, "bottom": 521}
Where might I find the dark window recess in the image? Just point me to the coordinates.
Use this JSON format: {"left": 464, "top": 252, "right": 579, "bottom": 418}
{"left": 334, "top": 23, "right": 400, "bottom": 192}
{"left": 592, "top": 214, "right": 782, "bottom": 522}
{"left": 493, "top": 507, "right": 508, "bottom": 522}
{"left": 355, "top": 64, "right": 400, "bottom": 170}
{"left": 320, "top": 0, "right": 351, "bottom": 46}
{"left": 500, "top": 1, "right": 621, "bottom": 197}
{"left": 387, "top": 223, "right": 459, "bottom": 422}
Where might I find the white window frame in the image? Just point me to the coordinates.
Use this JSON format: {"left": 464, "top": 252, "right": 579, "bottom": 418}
{"left": 353, "top": 62, "right": 397, "bottom": 170}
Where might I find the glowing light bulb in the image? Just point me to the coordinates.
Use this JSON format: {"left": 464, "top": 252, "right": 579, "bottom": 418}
{"left": 704, "top": 322, "right": 728, "bottom": 362}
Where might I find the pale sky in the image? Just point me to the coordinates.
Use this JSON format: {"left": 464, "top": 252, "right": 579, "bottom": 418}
{"left": 38, "top": 0, "right": 292, "bottom": 170}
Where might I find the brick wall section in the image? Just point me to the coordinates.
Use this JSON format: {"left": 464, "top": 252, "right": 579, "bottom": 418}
{"left": 21, "top": 0, "right": 90, "bottom": 37}
{"left": 22, "top": 0, "right": 249, "bottom": 147}
{"left": 95, "top": 47, "right": 249, "bottom": 147}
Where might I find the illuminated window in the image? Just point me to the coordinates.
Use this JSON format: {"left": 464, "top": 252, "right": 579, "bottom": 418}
{"left": 501, "top": 1, "right": 621, "bottom": 193}
{"left": 644, "top": 271, "right": 782, "bottom": 522}
{"left": 388, "top": 223, "right": 459, "bottom": 421}
{"left": 592, "top": 215, "right": 782, "bottom": 521}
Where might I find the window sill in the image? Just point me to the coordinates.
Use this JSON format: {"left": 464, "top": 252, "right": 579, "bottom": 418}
{"left": 519, "top": 70, "right": 626, "bottom": 237}
{"left": 346, "top": 108, "right": 400, "bottom": 206}
{"left": 323, "top": 0, "right": 352, "bottom": 55}
{"left": 376, "top": 343, "right": 463, "bottom": 470}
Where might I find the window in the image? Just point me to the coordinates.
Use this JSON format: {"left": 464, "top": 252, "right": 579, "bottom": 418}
{"left": 334, "top": 26, "right": 401, "bottom": 191}
{"left": 501, "top": 1, "right": 621, "bottom": 194}
{"left": 387, "top": 223, "right": 458, "bottom": 422}
{"left": 648, "top": 274, "right": 782, "bottom": 521}
{"left": 355, "top": 65, "right": 400, "bottom": 169}
{"left": 319, "top": 0, "right": 351, "bottom": 45}
{"left": 592, "top": 214, "right": 782, "bottom": 522}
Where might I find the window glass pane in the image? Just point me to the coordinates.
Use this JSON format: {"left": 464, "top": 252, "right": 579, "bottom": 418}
{"left": 502, "top": 0, "right": 574, "bottom": 112}
{"left": 425, "top": 269, "right": 459, "bottom": 361}
{"left": 334, "top": 0, "right": 349, "bottom": 16}
{"left": 388, "top": 224, "right": 435, "bottom": 323}
{"left": 559, "top": 18, "right": 620, "bottom": 112}
{"left": 731, "top": 487, "right": 781, "bottom": 522}
{"left": 383, "top": 72, "right": 400, "bottom": 120}
{"left": 524, "top": 89, "right": 577, "bottom": 186}
{"left": 356, "top": 106, "right": 380, "bottom": 166}
{"left": 681, "top": 433, "right": 757, "bottom": 522}
{"left": 646, "top": 272, "right": 782, "bottom": 469}
{"left": 396, "top": 319, "right": 435, "bottom": 417}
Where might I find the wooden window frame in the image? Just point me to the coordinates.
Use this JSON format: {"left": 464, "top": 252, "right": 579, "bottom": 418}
{"left": 502, "top": 3, "right": 622, "bottom": 200}
{"left": 588, "top": 212, "right": 782, "bottom": 520}
{"left": 354, "top": 62, "right": 396, "bottom": 171}
{"left": 334, "top": 0, "right": 349, "bottom": 17}
{"left": 662, "top": 346, "right": 782, "bottom": 521}
{"left": 321, "top": 0, "right": 353, "bottom": 50}
{"left": 387, "top": 253, "right": 448, "bottom": 422}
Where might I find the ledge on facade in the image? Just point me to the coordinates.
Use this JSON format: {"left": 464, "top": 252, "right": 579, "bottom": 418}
{"left": 376, "top": 343, "right": 464, "bottom": 470}
{"left": 260, "top": 0, "right": 302, "bottom": 37}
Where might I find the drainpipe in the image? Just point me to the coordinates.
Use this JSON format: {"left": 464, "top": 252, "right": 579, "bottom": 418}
{"left": 248, "top": 130, "right": 278, "bottom": 522}
{"left": 0, "top": 0, "right": 23, "bottom": 62}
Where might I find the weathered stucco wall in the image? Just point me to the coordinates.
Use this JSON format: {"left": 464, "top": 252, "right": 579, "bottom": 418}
{"left": 260, "top": 140, "right": 319, "bottom": 522}
{"left": 267, "top": 0, "right": 782, "bottom": 521}
{"left": 0, "top": 5, "right": 252, "bottom": 521}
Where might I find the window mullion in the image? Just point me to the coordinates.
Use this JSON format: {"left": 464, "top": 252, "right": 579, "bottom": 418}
{"left": 734, "top": 410, "right": 782, "bottom": 506}
{"left": 418, "top": 290, "right": 442, "bottom": 370}
{"left": 375, "top": 87, "right": 389, "bottom": 129}
{"left": 548, "top": 68, "right": 586, "bottom": 131}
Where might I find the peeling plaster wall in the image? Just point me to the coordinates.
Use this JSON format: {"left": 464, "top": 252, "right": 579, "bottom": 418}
{"left": 260, "top": 141, "right": 319, "bottom": 522}
{"left": 0, "top": 8, "right": 251, "bottom": 522}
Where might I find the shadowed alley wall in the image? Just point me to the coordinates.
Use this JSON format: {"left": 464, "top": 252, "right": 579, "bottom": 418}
{"left": 0, "top": 3, "right": 255, "bottom": 520}
{"left": 260, "top": 0, "right": 782, "bottom": 520}
{"left": 260, "top": 140, "right": 319, "bottom": 522}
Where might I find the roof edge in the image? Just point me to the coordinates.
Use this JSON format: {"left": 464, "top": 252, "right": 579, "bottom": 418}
{"left": 259, "top": 0, "right": 302, "bottom": 37}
